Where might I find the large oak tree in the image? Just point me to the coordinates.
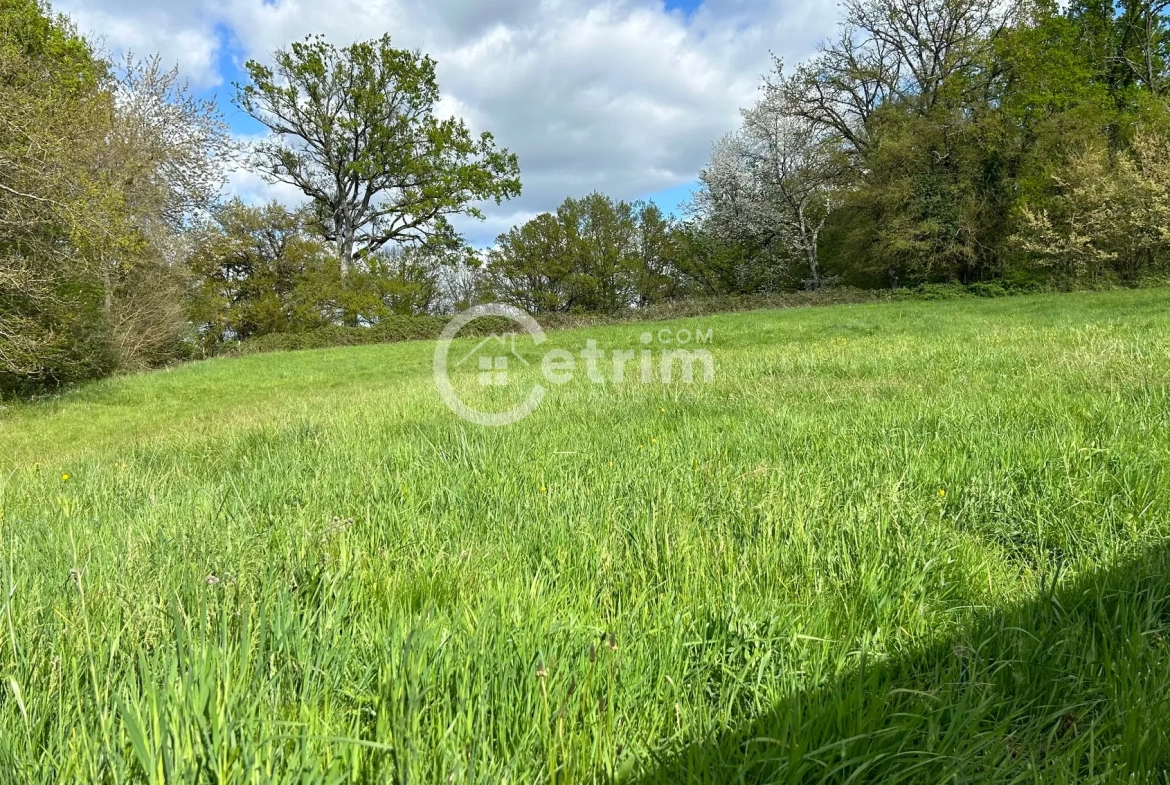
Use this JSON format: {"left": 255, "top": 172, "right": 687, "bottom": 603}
{"left": 236, "top": 34, "right": 522, "bottom": 275}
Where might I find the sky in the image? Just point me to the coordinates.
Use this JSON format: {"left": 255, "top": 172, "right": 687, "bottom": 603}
{"left": 57, "top": 0, "right": 838, "bottom": 245}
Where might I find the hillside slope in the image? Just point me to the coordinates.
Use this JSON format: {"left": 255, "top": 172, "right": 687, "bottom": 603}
{"left": 2, "top": 290, "right": 1170, "bottom": 782}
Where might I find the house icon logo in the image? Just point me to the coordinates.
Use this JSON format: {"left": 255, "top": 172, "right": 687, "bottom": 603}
{"left": 433, "top": 304, "right": 547, "bottom": 426}
{"left": 457, "top": 334, "right": 531, "bottom": 387}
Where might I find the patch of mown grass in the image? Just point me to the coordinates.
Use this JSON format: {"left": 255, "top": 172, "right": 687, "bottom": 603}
{"left": 1, "top": 289, "right": 1169, "bottom": 782}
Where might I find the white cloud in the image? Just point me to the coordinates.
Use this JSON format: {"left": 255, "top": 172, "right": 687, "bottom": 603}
{"left": 61, "top": 0, "right": 224, "bottom": 87}
{"left": 54, "top": 0, "right": 838, "bottom": 244}
{"left": 224, "top": 167, "right": 306, "bottom": 207}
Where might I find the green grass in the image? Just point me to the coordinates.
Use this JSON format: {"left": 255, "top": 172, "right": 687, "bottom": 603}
{"left": 2, "top": 289, "right": 1170, "bottom": 783}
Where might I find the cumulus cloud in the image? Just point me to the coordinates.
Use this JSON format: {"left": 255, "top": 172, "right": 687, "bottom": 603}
{"left": 60, "top": 0, "right": 224, "bottom": 87}
{"left": 54, "top": 0, "right": 838, "bottom": 244}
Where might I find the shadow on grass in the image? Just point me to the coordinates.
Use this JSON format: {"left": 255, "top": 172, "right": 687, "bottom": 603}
{"left": 630, "top": 544, "right": 1170, "bottom": 784}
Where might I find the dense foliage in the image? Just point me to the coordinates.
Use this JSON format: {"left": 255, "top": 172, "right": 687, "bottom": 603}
{"left": 485, "top": 194, "right": 679, "bottom": 313}
{"left": 0, "top": 0, "right": 229, "bottom": 394}
{"left": 762, "top": 0, "right": 1170, "bottom": 289}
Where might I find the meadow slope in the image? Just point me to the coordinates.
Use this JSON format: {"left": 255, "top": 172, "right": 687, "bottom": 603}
{"left": 2, "top": 290, "right": 1170, "bottom": 782}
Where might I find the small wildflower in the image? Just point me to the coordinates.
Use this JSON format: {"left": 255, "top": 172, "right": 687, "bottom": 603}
{"left": 659, "top": 407, "right": 665, "bottom": 413}
{"left": 651, "top": 438, "right": 658, "bottom": 445}
{"left": 61, "top": 473, "right": 70, "bottom": 482}
{"left": 938, "top": 489, "right": 947, "bottom": 498}
{"left": 536, "top": 664, "right": 548, "bottom": 679}
{"left": 540, "top": 485, "right": 547, "bottom": 493}
{"left": 206, "top": 574, "right": 220, "bottom": 586}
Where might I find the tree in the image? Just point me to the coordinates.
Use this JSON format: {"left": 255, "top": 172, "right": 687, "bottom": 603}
{"left": 630, "top": 201, "right": 683, "bottom": 305}
{"left": 487, "top": 193, "right": 664, "bottom": 314}
{"left": 103, "top": 55, "right": 234, "bottom": 368}
{"left": 666, "top": 220, "right": 782, "bottom": 296}
{"left": 0, "top": 0, "right": 115, "bottom": 389}
{"left": 354, "top": 246, "right": 443, "bottom": 317}
{"left": 567, "top": 193, "right": 641, "bottom": 312}
{"left": 0, "top": 0, "right": 234, "bottom": 393}
{"left": 487, "top": 211, "right": 579, "bottom": 314}
{"left": 783, "top": 0, "right": 1012, "bottom": 155}
{"left": 434, "top": 256, "right": 487, "bottom": 314}
{"left": 1065, "top": 0, "right": 1170, "bottom": 100}
{"left": 1017, "top": 129, "right": 1170, "bottom": 279}
{"left": 187, "top": 200, "right": 333, "bottom": 350}
{"left": 698, "top": 90, "right": 845, "bottom": 289}
{"left": 1116, "top": 1, "right": 1170, "bottom": 95}
{"left": 111, "top": 55, "right": 235, "bottom": 234}
{"left": 691, "top": 135, "right": 794, "bottom": 292}
{"left": 769, "top": 0, "right": 1024, "bottom": 283}
{"left": 188, "top": 201, "right": 457, "bottom": 350}
{"left": 236, "top": 34, "right": 522, "bottom": 274}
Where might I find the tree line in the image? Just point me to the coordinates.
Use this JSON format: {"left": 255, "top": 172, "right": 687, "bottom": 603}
{"left": 1, "top": 0, "right": 232, "bottom": 394}
{"left": 4, "top": 0, "right": 1170, "bottom": 395}
{"left": 500, "top": 0, "right": 1170, "bottom": 308}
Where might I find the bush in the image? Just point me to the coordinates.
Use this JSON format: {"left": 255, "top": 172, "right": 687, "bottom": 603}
{"left": 911, "top": 283, "right": 974, "bottom": 301}
{"left": 225, "top": 289, "right": 905, "bottom": 357}
{"left": 209, "top": 278, "right": 1166, "bottom": 360}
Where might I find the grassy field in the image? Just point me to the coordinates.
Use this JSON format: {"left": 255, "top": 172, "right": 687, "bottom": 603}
{"left": 2, "top": 289, "right": 1170, "bottom": 783}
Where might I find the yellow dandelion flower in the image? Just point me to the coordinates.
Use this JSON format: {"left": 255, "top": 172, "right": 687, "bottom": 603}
{"left": 938, "top": 489, "right": 946, "bottom": 498}
{"left": 540, "top": 485, "right": 547, "bottom": 493}
{"left": 61, "top": 473, "right": 71, "bottom": 482}
{"left": 652, "top": 438, "right": 659, "bottom": 444}
{"left": 659, "top": 407, "right": 665, "bottom": 413}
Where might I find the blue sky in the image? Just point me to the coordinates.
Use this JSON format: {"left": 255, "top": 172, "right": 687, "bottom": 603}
{"left": 664, "top": 0, "right": 704, "bottom": 16}
{"left": 60, "top": 0, "right": 835, "bottom": 243}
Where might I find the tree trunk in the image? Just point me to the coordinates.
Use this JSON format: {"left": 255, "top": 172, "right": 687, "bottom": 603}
{"left": 337, "top": 231, "right": 353, "bottom": 276}
{"left": 806, "top": 240, "right": 821, "bottom": 288}
{"left": 798, "top": 202, "right": 821, "bottom": 289}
